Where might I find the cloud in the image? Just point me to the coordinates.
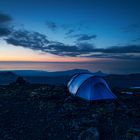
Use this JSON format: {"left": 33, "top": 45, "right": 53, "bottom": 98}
{"left": 131, "top": 37, "right": 140, "bottom": 43}
{"left": 5, "top": 30, "right": 97, "bottom": 57}
{"left": 46, "top": 21, "right": 58, "bottom": 31}
{"left": 70, "top": 34, "right": 97, "bottom": 41}
{"left": 46, "top": 42, "right": 97, "bottom": 56}
{"left": 81, "top": 45, "right": 140, "bottom": 60}
{"left": 5, "top": 29, "right": 140, "bottom": 60}
{"left": 0, "top": 12, "right": 12, "bottom": 24}
{"left": 6, "top": 30, "right": 50, "bottom": 50}
{"left": 121, "top": 23, "right": 140, "bottom": 33}
{"left": 86, "top": 53, "right": 140, "bottom": 60}
{"left": 98, "top": 45, "right": 140, "bottom": 53}
{"left": 45, "top": 21, "right": 89, "bottom": 36}
{"left": 0, "top": 11, "right": 139, "bottom": 61}
{"left": 0, "top": 27, "right": 12, "bottom": 36}
{"left": 45, "top": 21, "right": 77, "bottom": 33}
{"left": 0, "top": 12, "right": 13, "bottom": 36}
{"left": 65, "top": 29, "right": 75, "bottom": 35}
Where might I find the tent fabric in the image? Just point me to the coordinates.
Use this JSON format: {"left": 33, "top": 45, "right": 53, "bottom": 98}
{"left": 67, "top": 73, "right": 80, "bottom": 88}
{"left": 68, "top": 73, "right": 116, "bottom": 101}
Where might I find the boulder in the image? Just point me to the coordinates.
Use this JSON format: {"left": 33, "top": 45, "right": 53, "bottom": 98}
{"left": 62, "top": 103, "right": 77, "bottom": 112}
{"left": 78, "top": 127, "right": 99, "bottom": 140}
{"left": 15, "top": 76, "right": 28, "bottom": 85}
{"left": 126, "top": 128, "right": 140, "bottom": 140}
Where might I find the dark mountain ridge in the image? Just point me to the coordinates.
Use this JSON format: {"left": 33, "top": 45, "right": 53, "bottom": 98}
{"left": 0, "top": 70, "right": 139, "bottom": 88}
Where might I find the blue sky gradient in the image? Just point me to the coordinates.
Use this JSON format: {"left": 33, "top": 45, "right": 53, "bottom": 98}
{"left": 0, "top": 0, "right": 140, "bottom": 73}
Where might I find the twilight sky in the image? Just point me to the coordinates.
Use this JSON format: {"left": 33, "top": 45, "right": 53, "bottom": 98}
{"left": 0, "top": 0, "right": 140, "bottom": 72}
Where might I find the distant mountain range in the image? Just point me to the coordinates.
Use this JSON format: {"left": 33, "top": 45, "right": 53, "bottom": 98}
{"left": 12, "top": 69, "right": 91, "bottom": 77}
{"left": 0, "top": 71, "right": 17, "bottom": 85}
{"left": 105, "top": 73, "right": 140, "bottom": 88}
{"left": 0, "top": 69, "right": 140, "bottom": 88}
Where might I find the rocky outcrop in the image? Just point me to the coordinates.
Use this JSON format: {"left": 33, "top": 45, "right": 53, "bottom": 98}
{"left": 0, "top": 84, "right": 139, "bottom": 140}
{"left": 78, "top": 127, "right": 99, "bottom": 140}
{"left": 126, "top": 128, "right": 140, "bottom": 140}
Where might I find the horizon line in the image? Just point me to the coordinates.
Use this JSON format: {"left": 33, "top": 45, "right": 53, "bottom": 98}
{"left": 0, "top": 60, "right": 101, "bottom": 63}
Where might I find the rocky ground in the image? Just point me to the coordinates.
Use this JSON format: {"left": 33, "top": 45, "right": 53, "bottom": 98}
{"left": 0, "top": 82, "right": 140, "bottom": 140}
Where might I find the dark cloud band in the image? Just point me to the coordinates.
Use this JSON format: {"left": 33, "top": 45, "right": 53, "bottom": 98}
{"left": 70, "top": 34, "right": 97, "bottom": 41}
{"left": 0, "top": 12, "right": 140, "bottom": 60}
{"left": 0, "top": 12, "right": 12, "bottom": 37}
{"left": 5, "top": 29, "right": 140, "bottom": 60}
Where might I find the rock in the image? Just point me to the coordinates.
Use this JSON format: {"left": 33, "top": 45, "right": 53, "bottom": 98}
{"left": 15, "top": 76, "right": 29, "bottom": 85}
{"left": 64, "top": 96, "right": 74, "bottom": 103}
{"left": 78, "top": 117, "right": 98, "bottom": 128}
{"left": 126, "top": 128, "right": 140, "bottom": 140}
{"left": 62, "top": 103, "right": 77, "bottom": 112}
{"left": 38, "top": 101, "right": 47, "bottom": 110}
{"left": 105, "top": 102, "right": 116, "bottom": 113}
{"left": 30, "top": 91, "right": 39, "bottom": 97}
{"left": 91, "top": 113, "right": 99, "bottom": 121}
{"left": 69, "top": 120, "right": 80, "bottom": 129}
{"left": 78, "top": 127, "right": 99, "bottom": 140}
{"left": 0, "top": 84, "right": 139, "bottom": 139}
{"left": 128, "top": 128, "right": 140, "bottom": 135}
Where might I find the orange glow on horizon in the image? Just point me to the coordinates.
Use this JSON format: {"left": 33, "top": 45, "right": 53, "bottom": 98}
{"left": 0, "top": 43, "right": 105, "bottom": 62}
{"left": 0, "top": 55, "right": 100, "bottom": 62}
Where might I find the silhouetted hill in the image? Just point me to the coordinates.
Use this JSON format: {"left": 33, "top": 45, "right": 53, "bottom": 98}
{"left": 0, "top": 71, "right": 17, "bottom": 85}
{"left": 0, "top": 70, "right": 139, "bottom": 88}
{"left": 0, "top": 69, "right": 91, "bottom": 85}
{"left": 23, "top": 76, "right": 69, "bottom": 85}
{"left": 94, "top": 70, "right": 107, "bottom": 76}
{"left": 105, "top": 73, "right": 140, "bottom": 88}
{"left": 13, "top": 69, "right": 107, "bottom": 85}
{"left": 13, "top": 69, "right": 91, "bottom": 77}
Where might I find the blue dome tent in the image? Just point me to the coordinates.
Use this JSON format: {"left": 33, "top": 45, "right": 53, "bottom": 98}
{"left": 67, "top": 73, "right": 116, "bottom": 101}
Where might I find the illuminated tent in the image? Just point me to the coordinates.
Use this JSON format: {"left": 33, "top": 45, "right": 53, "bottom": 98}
{"left": 67, "top": 73, "right": 116, "bottom": 101}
